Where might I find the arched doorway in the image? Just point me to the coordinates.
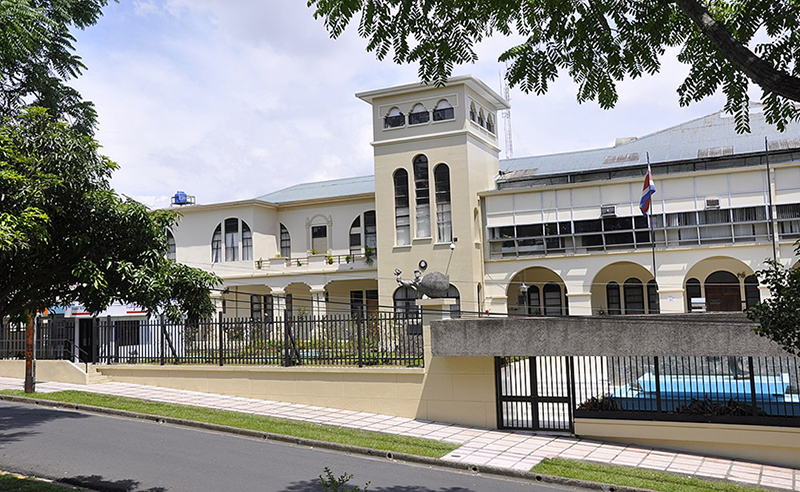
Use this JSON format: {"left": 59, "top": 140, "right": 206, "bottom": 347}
{"left": 705, "top": 271, "right": 741, "bottom": 312}
{"left": 507, "top": 267, "right": 568, "bottom": 316}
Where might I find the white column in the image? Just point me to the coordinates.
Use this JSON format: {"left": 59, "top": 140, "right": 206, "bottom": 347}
{"left": 658, "top": 288, "right": 686, "bottom": 313}
{"left": 271, "top": 289, "right": 286, "bottom": 320}
{"left": 310, "top": 289, "right": 327, "bottom": 318}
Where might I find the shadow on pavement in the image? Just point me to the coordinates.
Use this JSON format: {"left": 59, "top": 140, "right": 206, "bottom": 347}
{"left": 61, "top": 475, "right": 167, "bottom": 492}
{"left": 0, "top": 401, "right": 88, "bottom": 444}
{"left": 283, "top": 477, "right": 477, "bottom": 492}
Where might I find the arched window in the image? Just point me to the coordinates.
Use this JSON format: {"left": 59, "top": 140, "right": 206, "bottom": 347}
{"left": 478, "top": 109, "right": 485, "bottom": 127}
{"left": 211, "top": 224, "right": 222, "bottom": 263}
{"left": 413, "top": 155, "right": 431, "bottom": 238}
{"left": 527, "top": 285, "right": 541, "bottom": 315}
{"left": 623, "top": 278, "right": 645, "bottom": 314}
{"left": 486, "top": 114, "right": 495, "bottom": 133}
{"left": 606, "top": 282, "right": 621, "bottom": 315}
{"left": 647, "top": 280, "right": 659, "bottom": 314}
{"left": 166, "top": 230, "right": 176, "bottom": 261}
{"left": 280, "top": 223, "right": 291, "bottom": 258}
{"left": 224, "top": 218, "right": 239, "bottom": 261}
{"left": 409, "top": 103, "right": 429, "bottom": 125}
{"left": 393, "top": 169, "right": 410, "bottom": 245}
{"left": 433, "top": 99, "right": 454, "bottom": 121}
{"left": 349, "top": 216, "right": 362, "bottom": 256}
{"left": 384, "top": 107, "right": 404, "bottom": 129}
{"left": 211, "top": 219, "right": 251, "bottom": 263}
{"left": 744, "top": 275, "right": 760, "bottom": 309}
{"left": 434, "top": 163, "right": 452, "bottom": 242}
{"left": 349, "top": 210, "right": 377, "bottom": 257}
{"left": 543, "top": 283, "right": 563, "bottom": 316}
{"left": 394, "top": 286, "right": 418, "bottom": 318}
{"left": 686, "top": 278, "right": 702, "bottom": 312}
{"left": 469, "top": 102, "right": 477, "bottom": 122}
{"left": 242, "top": 222, "right": 253, "bottom": 261}
{"left": 447, "top": 285, "right": 461, "bottom": 318}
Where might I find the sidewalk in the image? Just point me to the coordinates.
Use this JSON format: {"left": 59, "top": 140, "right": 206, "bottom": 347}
{"left": 0, "top": 376, "right": 796, "bottom": 491}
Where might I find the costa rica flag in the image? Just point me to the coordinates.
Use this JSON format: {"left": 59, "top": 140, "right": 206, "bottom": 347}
{"left": 640, "top": 169, "right": 656, "bottom": 216}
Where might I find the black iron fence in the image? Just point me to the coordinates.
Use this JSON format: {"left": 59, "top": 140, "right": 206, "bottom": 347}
{"left": 1, "top": 312, "right": 424, "bottom": 368}
{"left": 496, "top": 355, "right": 800, "bottom": 430}
{"left": 574, "top": 356, "right": 800, "bottom": 426}
{"left": 0, "top": 318, "right": 78, "bottom": 361}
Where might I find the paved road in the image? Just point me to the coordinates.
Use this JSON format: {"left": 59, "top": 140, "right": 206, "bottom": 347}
{"left": 0, "top": 401, "right": 582, "bottom": 492}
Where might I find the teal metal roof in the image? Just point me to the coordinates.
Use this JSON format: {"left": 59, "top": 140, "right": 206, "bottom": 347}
{"left": 256, "top": 175, "right": 375, "bottom": 204}
{"left": 499, "top": 107, "right": 800, "bottom": 179}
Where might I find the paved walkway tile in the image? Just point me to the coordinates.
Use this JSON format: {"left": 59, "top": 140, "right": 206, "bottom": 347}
{"left": 0, "top": 376, "right": 797, "bottom": 491}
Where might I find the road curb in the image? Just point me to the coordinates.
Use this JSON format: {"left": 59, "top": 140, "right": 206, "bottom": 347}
{"left": 0, "top": 394, "right": 655, "bottom": 492}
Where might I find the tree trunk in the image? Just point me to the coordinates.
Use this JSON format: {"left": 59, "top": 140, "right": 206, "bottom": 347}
{"left": 24, "top": 313, "right": 35, "bottom": 393}
{"left": 673, "top": 0, "right": 800, "bottom": 102}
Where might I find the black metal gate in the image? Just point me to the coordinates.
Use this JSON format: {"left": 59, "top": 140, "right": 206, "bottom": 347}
{"left": 495, "top": 356, "right": 575, "bottom": 432}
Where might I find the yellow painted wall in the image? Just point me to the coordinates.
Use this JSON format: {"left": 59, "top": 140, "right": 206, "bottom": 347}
{"left": 0, "top": 360, "right": 88, "bottom": 385}
{"left": 575, "top": 418, "right": 800, "bottom": 468}
{"left": 96, "top": 355, "right": 497, "bottom": 428}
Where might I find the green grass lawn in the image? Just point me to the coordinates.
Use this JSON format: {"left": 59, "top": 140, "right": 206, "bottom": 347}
{"left": 0, "top": 390, "right": 456, "bottom": 458}
{"left": 0, "top": 474, "right": 77, "bottom": 491}
{"left": 531, "top": 458, "right": 773, "bottom": 492}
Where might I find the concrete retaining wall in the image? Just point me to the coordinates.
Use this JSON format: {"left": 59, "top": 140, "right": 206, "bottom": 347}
{"left": 97, "top": 356, "right": 498, "bottom": 428}
{"left": 432, "top": 314, "right": 791, "bottom": 357}
{"left": 575, "top": 418, "right": 800, "bottom": 468}
{"left": 0, "top": 360, "right": 88, "bottom": 385}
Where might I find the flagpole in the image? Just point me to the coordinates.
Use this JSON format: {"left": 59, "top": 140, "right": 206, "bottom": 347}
{"left": 647, "top": 152, "right": 658, "bottom": 287}
{"left": 765, "top": 137, "right": 778, "bottom": 262}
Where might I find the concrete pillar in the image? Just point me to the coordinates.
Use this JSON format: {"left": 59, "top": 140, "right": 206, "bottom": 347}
{"left": 271, "top": 289, "right": 286, "bottom": 319}
{"left": 758, "top": 284, "right": 772, "bottom": 302}
{"left": 658, "top": 288, "right": 686, "bottom": 314}
{"left": 416, "top": 298, "right": 456, "bottom": 367}
{"left": 486, "top": 295, "right": 508, "bottom": 315}
{"left": 565, "top": 292, "right": 592, "bottom": 316}
{"left": 310, "top": 289, "right": 327, "bottom": 318}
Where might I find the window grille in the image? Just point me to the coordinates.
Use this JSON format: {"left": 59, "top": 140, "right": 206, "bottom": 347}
{"left": 413, "top": 155, "right": 431, "bottom": 238}
{"left": 434, "top": 164, "right": 452, "bottom": 242}
{"left": 384, "top": 107, "right": 404, "bottom": 128}
{"left": 280, "top": 223, "right": 291, "bottom": 258}
{"left": 409, "top": 104, "right": 429, "bottom": 125}
{"left": 434, "top": 99, "right": 455, "bottom": 121}
{"left": 394, "top": 169, "right": 411, "bottom": 245}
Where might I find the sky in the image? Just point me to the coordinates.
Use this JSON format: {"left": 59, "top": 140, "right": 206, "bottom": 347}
{"left": 70, "top": 0, "right": 735, "bottom": 209}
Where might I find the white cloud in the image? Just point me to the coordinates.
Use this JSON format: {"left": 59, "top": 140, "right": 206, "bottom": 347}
{"left": 72, "top": 1, "right": 748, "bottom": 206}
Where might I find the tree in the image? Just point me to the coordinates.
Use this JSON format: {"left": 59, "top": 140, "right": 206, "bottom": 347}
{"left": 0, "top": 0, "right": 108, "bottom": 134}
{"left": 747, "top": 242, "right": 800, "bottom": 356}
{"left": 0, "top": 108, "right": 220, "bottom": 324}
{"left": 308, "top": 0, "right": 800, "bottom": 132}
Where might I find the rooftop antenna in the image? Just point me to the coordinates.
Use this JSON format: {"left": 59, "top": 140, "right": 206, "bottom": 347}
{"left": 499, "top": 66, "right": 513, "bottom": 159}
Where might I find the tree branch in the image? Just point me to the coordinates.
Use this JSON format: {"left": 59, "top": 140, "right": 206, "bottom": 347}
{"left": 673, "top": 0, "right": 800, "bottom": 102}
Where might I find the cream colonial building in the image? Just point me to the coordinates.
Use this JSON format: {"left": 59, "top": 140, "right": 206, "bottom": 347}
{"left": 168, "top": 76, "right": 800, "bottom": 321}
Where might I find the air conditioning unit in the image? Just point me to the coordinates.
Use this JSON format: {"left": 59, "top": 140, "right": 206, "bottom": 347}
{"left": 601, "top": 205, "right": 616, "bottom": 217}
{"left": 705, "top": 198, "right": 721, "bottom": 209}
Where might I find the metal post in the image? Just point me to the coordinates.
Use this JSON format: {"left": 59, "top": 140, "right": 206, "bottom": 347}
{"left": 160, "top": 314, "right": 166, "bottom": 366}
{"left": 218, "top": 311, "right": 224, "bottom": 366}
{"left": 654, "top": 356, "right": 662, "bottom": 413}
{"left": 356, "top": 310, "right": 363, "bottom": 368}
{"left": 92, "top": 317, "right": 98, "bottom": 364}
{"left": 107, "top": 315, "right": 112, "bottom": 364}
{"left": 748, "top": 357, "right": 758, "bottom": 417}
{"left": 283, "top": 310, "right": 290, "bottom": 367}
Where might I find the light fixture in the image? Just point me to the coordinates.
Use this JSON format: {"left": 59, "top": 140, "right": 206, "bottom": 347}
{"left": 449, "top": 242, "right": 456, "bottom": 250}
{"left": 418, "top": 260, "right": 428, "bottom": 270}
{"left": 520, "top": 282, "right": 528, "bottom": 294}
